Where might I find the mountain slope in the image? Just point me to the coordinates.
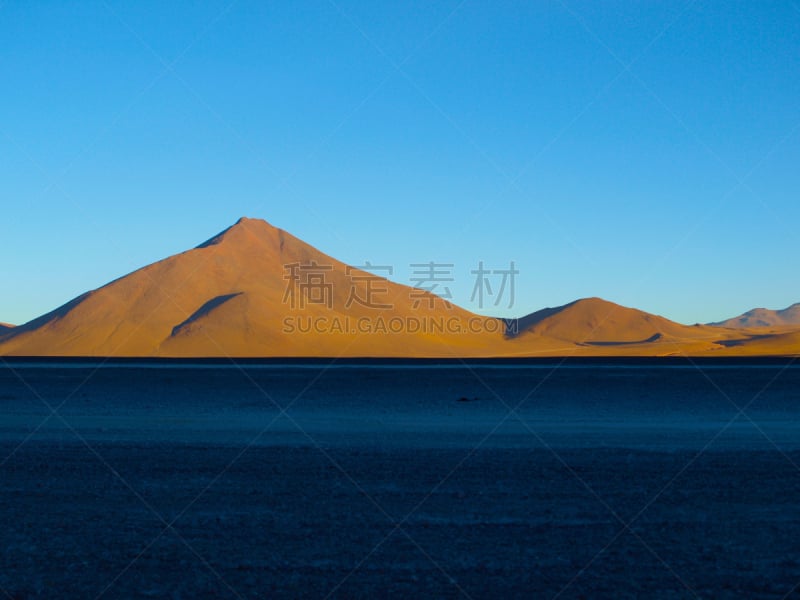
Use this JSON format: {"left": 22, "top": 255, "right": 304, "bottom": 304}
{"left": 711, "top": 304, "right": 800, "bottom": 329}
{"left": 0, "top": 218, "right": 498, "bottom": 357}
{"left": 503, "top": 297, "right": 731, "bottom": 356}
{"left": 0, "top": 217, "right": 797, "bottom": 357}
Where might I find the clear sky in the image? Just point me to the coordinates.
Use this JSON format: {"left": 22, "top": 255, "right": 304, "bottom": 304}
{"left": 2, "top": 1, "right": 799, "bottom": 326}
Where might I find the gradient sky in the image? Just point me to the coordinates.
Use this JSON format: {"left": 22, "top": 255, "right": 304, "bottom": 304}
{"left": 2, "top": 1, "right": 799, "bottom": 326}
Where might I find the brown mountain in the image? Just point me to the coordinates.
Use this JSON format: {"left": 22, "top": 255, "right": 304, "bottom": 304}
{"left": 504, "top": 297, "right": 733, "bottom": 356}
{"left": 0, "top": 217, "right": 797, "bottom": 357}
{"left": 710, "top": 304, "right": 800, "bottom": 329}
{"left": 0, "top": 218, "right": 497, "bottom": 357}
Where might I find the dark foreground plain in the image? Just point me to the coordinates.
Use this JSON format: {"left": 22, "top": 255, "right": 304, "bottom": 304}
{"left": 1, "top": 361, "right": 799, "bottom": 598}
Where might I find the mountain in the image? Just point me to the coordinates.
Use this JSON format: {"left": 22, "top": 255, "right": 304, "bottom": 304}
{"left": 0, "top": 217, "right": 797, "bottom": 357}
{"left": 0, "top": 323, "right": 14, "bottom": 334}
{"left": 0, "top": 218, "right": 498, "bottom": 357}
{"left": 710, "top": 304, "right": 800, "bottom": 329}
{"left": 512, "top": 297, "right": 700, "bottom": 343}
{"left": 503, "top": 297, "right": 731, "bottom": 356}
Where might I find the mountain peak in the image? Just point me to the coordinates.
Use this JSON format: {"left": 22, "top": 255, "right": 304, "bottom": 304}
{"left": 196, "top": 216, "right": 279, "bottom": 249}
{"left": 234, "top": 216, "right": 268, "bottom": 226}
{"left": 572, "top": 296, "right": 617, "bottom": 308}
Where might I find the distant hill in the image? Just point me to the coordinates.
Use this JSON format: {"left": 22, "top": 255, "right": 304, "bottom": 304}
{"left": 0, "top": 323, "right": 14, "bottom": 335}
{"left": 510, "top": 297, "right": 708, "bottom": 343}
{"left": 503, "top": 297, "right": 732, "bottom": 356}
{"left": 710, "top": 304, "right": 800, "bottom": 329}
{"left": 0, "top": 217, "right": 797, "bottom": 357}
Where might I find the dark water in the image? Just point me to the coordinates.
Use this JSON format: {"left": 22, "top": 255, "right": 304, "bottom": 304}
{"left": 1, "top": 361, "right": 799, "bottom": 449}
{"left": 1, "top": 361, "right": 799, "bottom": 598}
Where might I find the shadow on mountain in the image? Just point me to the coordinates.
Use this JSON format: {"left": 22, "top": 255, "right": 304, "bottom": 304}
{"left": 714, "top": 334, "right": 775, "bottom": 348}
{"left": 171, "top": 293, "right": 244, "bottom": 337}
{"left": 584, "top": 333, "right": 662, "bottom": 346}
{"left": 0, "top": 292, "right": 93, "bottom": 340}
{"left": 503, "top": 301, "right": 579, "bottom": 338}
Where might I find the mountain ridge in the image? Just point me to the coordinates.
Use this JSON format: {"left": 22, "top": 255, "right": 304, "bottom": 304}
{"left": 710, "top": 303, "right": 800, "bottom": 329}
{"left": 0, "top": 217, "right": 797, "bottom": 357}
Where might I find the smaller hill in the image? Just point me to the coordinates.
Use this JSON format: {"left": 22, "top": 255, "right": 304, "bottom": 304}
{"left": 497, "top": 297, "right": 739, "bottom": 356}
{"left": 711, "top": 303, "right": 800, "bottom": 329}
{"left": 507, "top": 297, "right": 716, "bottom": 345}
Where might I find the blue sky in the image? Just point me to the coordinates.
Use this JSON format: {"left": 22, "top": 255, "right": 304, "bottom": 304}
{"left": 2, "top": 1, "right": 799, "bottom": 325}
